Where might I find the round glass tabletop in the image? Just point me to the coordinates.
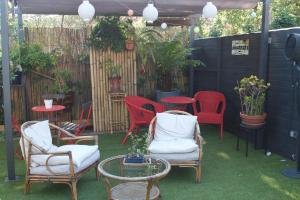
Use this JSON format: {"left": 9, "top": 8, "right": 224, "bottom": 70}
{"left": 98, "top": 155, "right": 171, "bottom": 182}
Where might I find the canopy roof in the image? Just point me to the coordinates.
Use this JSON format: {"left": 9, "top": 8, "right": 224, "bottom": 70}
{"left": 18, "top": 0, "right": 259, "bottom": 17}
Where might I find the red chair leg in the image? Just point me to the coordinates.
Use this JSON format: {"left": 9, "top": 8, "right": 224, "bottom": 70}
{"left": 15, "top": 149, "right": 24, "bottom": 160}
{"left": 121, "top": 124, "right": 136, "bottom": 144}
{"left": 220, "top": 123, "right": 224, "bottom": 139}
{"left": 134, "top": 126, "right": 141, "bottom": 136}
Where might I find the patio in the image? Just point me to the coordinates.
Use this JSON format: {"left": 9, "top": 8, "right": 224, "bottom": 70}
{"left": 0, "top": 126, "right": 299, "bottom": 200}
{"left": 1, "top": 0, "right": 300, "bottom": 200}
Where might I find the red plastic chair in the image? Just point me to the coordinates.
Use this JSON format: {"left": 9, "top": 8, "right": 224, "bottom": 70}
{"left": 12, "top": 116, "right": 24, "bottom": 160}
{"left": 122, "top": 96, "right": 165, "bottom": 144}
{"left": 61, "top": 102, "right": 93, "bottom": 143}
{"left": 192, "top": 91, "right": 226, "bottom": 139}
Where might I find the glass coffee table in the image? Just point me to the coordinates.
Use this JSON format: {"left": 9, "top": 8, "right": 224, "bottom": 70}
{"left": 98, "top": 155, "right": 171, "bottom": 200}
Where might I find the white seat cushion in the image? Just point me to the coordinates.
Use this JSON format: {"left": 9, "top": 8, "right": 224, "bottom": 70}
{"left": 150, "top": 149, "right": 199, "bottom": 161}
{"left": 31, "top": 145, "right": 99, "bottom": 168}
{"left": 155, "top": 113, "right": 197, "bottom": 141}
{"left": 148, "top": 139, "right": 198, "bottom": 154}
{"left": 30, "top": 150, "right": 100, "bottom": 175}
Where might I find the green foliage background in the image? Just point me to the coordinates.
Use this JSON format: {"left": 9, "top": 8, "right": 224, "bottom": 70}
{"left": 196, "top": 0, "right": 300, "bottom": 38}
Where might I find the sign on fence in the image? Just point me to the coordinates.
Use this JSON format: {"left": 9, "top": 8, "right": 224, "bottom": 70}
{"left": 232, "top": 39, "right": 249, "bottom": 55}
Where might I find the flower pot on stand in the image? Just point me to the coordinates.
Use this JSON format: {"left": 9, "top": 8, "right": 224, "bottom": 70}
{"left": 109, "top": 76, "right": 121, "bottom": 92}
{"left": 240, "top": 112, "right": 267, "bottom": 127}
{"left": 125, "top": 39, "right": 134, "bottom": 51}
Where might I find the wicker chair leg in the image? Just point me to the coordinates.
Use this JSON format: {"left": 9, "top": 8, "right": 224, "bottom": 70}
{"left": 195, "top": 165, "right": 201, "bottom": 183}
{"left": 24, "top": 179, "right": 31, "bottom": 194}
{"left": 95, "top": 166, "right": 100, "bottom": 180}
{"left": 70, "top": 181, "right": 78, "bottom": 200}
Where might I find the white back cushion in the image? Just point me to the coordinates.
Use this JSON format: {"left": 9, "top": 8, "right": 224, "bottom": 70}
{"left": 154, "top": 113, "right": 197, "bottom": 141}
{"left": 23, "top": 121, "right": 53, "bottom": 154}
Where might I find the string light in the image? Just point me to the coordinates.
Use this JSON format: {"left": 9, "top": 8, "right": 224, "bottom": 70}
{"left": 161, "top": 22, "right": 168, "bottom": 29}
{"left": 143, "top": 3, "right": 159, "bottom": 23}
{"left": 78, "top": 0, "right": 95, "bottom": 22}
{"left": 202, "top": 2, "right": 218, "bottom": 19}
{"left": 128, "top": 9, "right": 134, "bottom": 16}
{"left": 193, "top": 26, "right": 200, "bottom": 33}
{"left": 112, "top": 0, "right": 189, "bottom": 26}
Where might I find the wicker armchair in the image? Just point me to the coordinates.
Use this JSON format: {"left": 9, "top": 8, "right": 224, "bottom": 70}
{"left": 147, "top": 110, "right": 203, "bottom": 183}
{"left": 20, "top": 121, "right": 100, "bottom": 200}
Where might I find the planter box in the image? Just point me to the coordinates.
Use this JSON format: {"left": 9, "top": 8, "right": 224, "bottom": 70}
{"left": 123, "top": 154, "right": 145, "bottom": 165}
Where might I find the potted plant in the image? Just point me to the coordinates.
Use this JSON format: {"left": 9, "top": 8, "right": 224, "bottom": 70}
{"left": 124, "top": 134, "right": 148, "bottom": 164}
{"left": 123, "top": 19, "right": 135, "bottom": 51}
{"left": 104, "top": 59, "right": 122, "bottom": 92}
{"left": 11, "top": 43, "right": 56, "bottom": 73}
{"left": 234, "top": 75, "right": 271, "bottom": 126}
{"left": 153, "top": 38, "right": 201, "bottom": 100}
{"left": 1, "top": 43, "right": 56, "bottom": 85}
{"left": 88, "top": 16, "right": 126, "bottom": 52}
{"left": 45, "top": 68, "right": 75, "bottom": 109}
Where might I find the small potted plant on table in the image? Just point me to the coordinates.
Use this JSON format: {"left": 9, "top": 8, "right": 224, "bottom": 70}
{"left": 124, "top": 134, "right": 148, "bottom": 164}
{"left": 235, "top": 75, "right": 271, "bottom": 127}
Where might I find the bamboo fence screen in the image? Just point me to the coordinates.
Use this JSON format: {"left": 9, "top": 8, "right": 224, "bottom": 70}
{"left": 8, "top": 27, "right": 188, "bottom": 133}
{"left": 11, "top": 27, "right": 91, "bottom": 122}
{"left": 90, "top": 48, "right": 137, "bottom": 132}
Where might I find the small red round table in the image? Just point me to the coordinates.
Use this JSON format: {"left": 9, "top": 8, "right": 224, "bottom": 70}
{"left": 32, "top": 105, "right": 65, "bottom": 124}
{"left": 160, "top": 96, "right": 195, "bottom": 111}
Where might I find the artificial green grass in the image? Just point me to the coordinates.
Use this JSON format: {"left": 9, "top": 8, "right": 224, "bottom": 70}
{"left": 0, "top": 126, "right": 300, "bottom": 200}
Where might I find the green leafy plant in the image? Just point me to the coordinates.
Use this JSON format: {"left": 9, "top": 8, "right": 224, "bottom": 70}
{"left": 10, "top": 43, "right": 56, "bottom": 73}
{"left": 88, "top": 16, "right": 126, "bottom": 52}
{"left": 234, "top": 75, "right": 270, "bottom": 116}
{"left": 127, "top": 134, "right": 148, "bottom": 157}
{"left": 153, "top": 39, "right": 202, "bottom": 91}
{"left": 104, "top": 59, "right": 122, "bottom": 78}
{"left": 135, "top": 28, "right": 162, "bottom": 67}
{"left": 123, "top": 19, "right": 135, "bottom": 40}
{"left": 271, "top": 8, "right": 297, "bottom": 29}
{"left": 50, "top": 68, "right": 72, "bottom": 94}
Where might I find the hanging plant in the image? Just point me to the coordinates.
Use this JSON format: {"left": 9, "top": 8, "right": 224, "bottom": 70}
{"left": 10, "top": 43, "right": 57, "bottom": 73}
{"left": 88, "top": 16, "right": 126, "bottom": 52}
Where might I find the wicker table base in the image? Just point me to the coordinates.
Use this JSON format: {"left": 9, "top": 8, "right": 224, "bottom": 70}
{"left": 111, "top": 182, "right": 160, "bottom": 200}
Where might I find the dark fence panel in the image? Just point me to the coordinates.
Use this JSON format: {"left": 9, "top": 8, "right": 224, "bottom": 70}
{"left": 193, "top": 28, "right": 300, "bottom": 158}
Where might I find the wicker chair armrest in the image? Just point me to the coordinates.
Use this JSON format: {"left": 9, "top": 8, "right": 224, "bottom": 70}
{"left": 59, "top": 135, "right": 98, "bottom": 145}
{"left": 44, "top": 151, "right": 75, "bottom": 176}
{"left": 48, "top": 123, "right": 78, "bottom": 138}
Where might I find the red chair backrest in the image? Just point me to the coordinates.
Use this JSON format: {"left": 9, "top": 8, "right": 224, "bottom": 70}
{"left": 194, "top": 91, "right": 226, "bottom": 113}
{"left": 125, "top": 102, "right": 155, "bottom": 123}
{"left": 75, "top": 102, "right": 92, "bottom": 135}
{"left": 124, "top": 96, "right": 165, "bottom": 113}
{"left": 124, "top": 96, "right": 165, "bottom": 124}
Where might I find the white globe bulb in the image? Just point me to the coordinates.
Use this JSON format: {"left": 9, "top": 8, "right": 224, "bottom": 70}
{"left": 161, "top": 22, "right": 167, "bottom": 29}
{"left": 194, "top": 26, "right": 200, "bottom": 33}
{"left": 143, "top": 3, "right": 158, "bottom": 23}
{"left": 202, "top": 2, "right": 218, "bottom": 19}
{"left": 78, "top": 0, "right": 95, "bottom": 23}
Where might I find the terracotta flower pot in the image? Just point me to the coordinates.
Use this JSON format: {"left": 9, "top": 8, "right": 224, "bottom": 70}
{"left": 125, "top": 39, "right": 134, "bottom": 51}
{"left": 109, "top": 76, "right": 121, "bottom": 92}
{"left": 240, "top": 112, "right": 267, "bottom": 126}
